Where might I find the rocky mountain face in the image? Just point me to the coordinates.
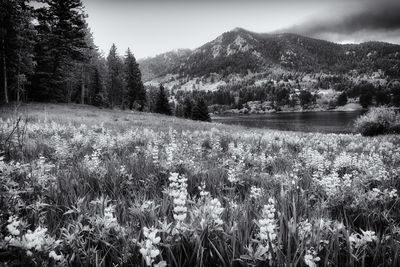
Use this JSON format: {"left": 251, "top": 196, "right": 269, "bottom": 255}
{"left": 139, "top": 27, "right": 400, "bottom": 83}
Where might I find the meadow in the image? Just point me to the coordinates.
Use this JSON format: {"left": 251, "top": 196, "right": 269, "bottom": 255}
{"left": 1, "top": 103, "right": 400, "bottom": 266}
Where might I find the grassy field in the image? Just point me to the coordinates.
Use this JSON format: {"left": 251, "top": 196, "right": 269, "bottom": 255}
{"left": 1, "top": 103, "right": 400, "bottom": 266}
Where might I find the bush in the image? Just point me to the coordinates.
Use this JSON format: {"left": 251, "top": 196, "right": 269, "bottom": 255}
{"left": 192, "top": 98, "right": 211, "bottom": 122}
{"left": 336, "top": 92, "right": 348, "bottom": 106}
{"left": 299, "top": 90, "right": 313, "bottom": 108}
{"left": 359, "top": 92, "right": 373, "bottom": 108}
{"left": 355, "top": 108, "right": 400, "bottom": 136}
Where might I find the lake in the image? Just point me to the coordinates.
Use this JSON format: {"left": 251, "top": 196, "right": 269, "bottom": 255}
{"left": 212, "top": 110, "right": 366, "bottom": 134}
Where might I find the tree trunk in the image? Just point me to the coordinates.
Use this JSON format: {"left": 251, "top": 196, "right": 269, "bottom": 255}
{"left": 22, "top": 83, "right": 26, "bottom": 102}
{"left": 2, "top": 37, "right": 8, "bottom": 104}
{"left": 66, "top": 81, "right": 72, "bottom": 103}
{"left": 17, "top": 72, "right": 20, "bottom": 103}
{"left": 16, "top": 46, "right": 22, "bottom": 104}
{"left": 81, "top": 64, "right": 85, "bottom": 104}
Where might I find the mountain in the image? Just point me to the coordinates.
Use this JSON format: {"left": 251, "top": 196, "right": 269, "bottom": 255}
{"left": 139, "top": 27, "right": 400, "bottom": 83}
{"left": 138, "top": 49, "right": 191, "bottom": 81}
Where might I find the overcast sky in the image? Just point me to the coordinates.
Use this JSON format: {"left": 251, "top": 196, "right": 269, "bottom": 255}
{"left": 83, "top": 0, "right": 400, "bottom": 59}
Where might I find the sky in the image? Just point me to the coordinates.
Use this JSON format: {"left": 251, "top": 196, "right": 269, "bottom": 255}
{"left": 83, "top": 0, "right": 400, "bottom": 59}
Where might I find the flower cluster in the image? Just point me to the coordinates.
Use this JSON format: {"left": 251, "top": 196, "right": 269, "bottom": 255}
{"left": 165, "top": 131, "right": 178, "bottom": 168}
{"left": 167, "top": 173, "right": 188, "bottom": 229}
{"left": 101, "top": 205, "right": 120, "bottom": 230}
{"left": 29, "top": 156, "right": 56, "bottom": 190}
{"left": 366, "top": 188, "right": 398, "bottom": 202}
{"left": 138, "top": 227, "right": 166, "bottom": 267}
{"left": 6, "top": 215, "right": 21, "bottom": 236}
{"left": 250, "top": 186, "right": 263, "bottom": 199}
{"left": 83, "top": 148, "right": 106, "bottom": 177}
{"left": 5, "top": 220, "right": 63, "bottom": 262}
{"left": 51, "top": 133, "right": 70, "bottom": 164}
{"left": 198, "top": 181, "right": 210, "bottom": 198}
{"left": 151, "top": 139, "right": 160, "bottom": 164}
{"left": 349, "top": 230, "right": 378, "bottom": 249}
{"left": 227, "top": 166, "right": 239, "bottom": 183}
{"left": 226, "top": 142, "right": 246, "bottom": 184}
{"left": 257, "top": 198, "right": 278, "bottom": 259}
{"left": 195, "top": 197, "right": 225, "bottom": 229}
{"left": 304, "top": 247, "right": 320, "bottom": 267}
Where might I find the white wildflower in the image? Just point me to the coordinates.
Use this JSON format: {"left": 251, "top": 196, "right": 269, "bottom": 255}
{"left": 250, "top": 186, "right": 263, "bottom": 199}
{"left": 49, "top": 250, "right": 64, "bottom": 261}
{"left": 6, "top": 216, "right": 21, "bottom": 236}
{"left": 139, "top": 227, "right": 162, "bottom": 266}
{"left": 257, "top": 198, "right": 278, "bottom": 260}
{"left": 304, "top": 248, "right": 320, "bottom": 267}
{"left": 167, "top": 173, "right": 188, "bottom": 229}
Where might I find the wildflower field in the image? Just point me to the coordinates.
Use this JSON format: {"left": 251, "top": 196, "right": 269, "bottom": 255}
{"left": 1, "top": 104, "right": 400, "bottom": 267}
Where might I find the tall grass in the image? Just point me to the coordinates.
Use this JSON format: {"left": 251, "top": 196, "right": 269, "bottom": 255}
{"left": 1, "top": 103, "right": 400, "bottom": 266}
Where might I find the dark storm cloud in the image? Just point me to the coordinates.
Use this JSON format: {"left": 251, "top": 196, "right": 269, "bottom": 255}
{"left": 285, "top": 1, "right": 400, "bottom": 37}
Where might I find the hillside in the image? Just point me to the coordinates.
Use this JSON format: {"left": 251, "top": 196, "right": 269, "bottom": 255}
{"left": 138, "top": 28, "right": 400, "bottom": 115}
{"left": 138, "top": 49, "right": 192, "bottom": 81}
{"left": 139, "top": 27, "right": 400, "bottom": 82}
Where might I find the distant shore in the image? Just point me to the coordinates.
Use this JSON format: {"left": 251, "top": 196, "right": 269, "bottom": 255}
{"left": 212, "top": 103, "right": 366, "bottom": 116}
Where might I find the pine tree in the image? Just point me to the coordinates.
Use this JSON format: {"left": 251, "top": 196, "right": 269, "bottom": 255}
{"left": 31, "top": 0, "right": 91, "bottom": 102}
{"left": 78, "top": 26, "right": 97, "bottom": 104}
{"left": 125, "top": 48, "right": 145, "bottom": 110}
{"left": 192, "top": 98, "right": 211, "bottom": 122}
{"left": 155, "top": 84, "right": 171, "bottom": 115}
{"left": 0, "top": 0, "right": 35, "bottom": 103}
{"left": 91, "top": 66, "right": 103, "bottom": 106}
{"left": 183, "top": 97, "right": 193, "bottom": 118}
{"left": 106, "top": 44, "right": 124, "bottom": 108}
{"left": 336, "top": 92, "right": 348, "bottom": 106}
{"left": 174, "top": 102, "right": 184, "bottom": 117}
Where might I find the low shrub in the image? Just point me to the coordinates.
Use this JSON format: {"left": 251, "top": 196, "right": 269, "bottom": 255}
{"left": 355, "top": 108, "right": 400, "bottom": 136}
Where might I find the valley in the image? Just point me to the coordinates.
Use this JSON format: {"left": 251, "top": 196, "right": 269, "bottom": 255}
{"left": 139, "top": 28, "right": 400, "bottom": 114}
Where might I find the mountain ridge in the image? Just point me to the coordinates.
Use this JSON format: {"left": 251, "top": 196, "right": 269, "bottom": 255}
{"left": 139, "top": 27, "right": 400, "bottom": 82}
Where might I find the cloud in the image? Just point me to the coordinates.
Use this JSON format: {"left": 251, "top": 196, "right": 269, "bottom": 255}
{"left": 282, "top": 1, "right": 400, "bottom": 44}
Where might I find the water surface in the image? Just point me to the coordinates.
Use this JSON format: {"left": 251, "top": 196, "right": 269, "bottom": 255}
{"left": 212, "top": 110, "right": 366, "bottom": 134}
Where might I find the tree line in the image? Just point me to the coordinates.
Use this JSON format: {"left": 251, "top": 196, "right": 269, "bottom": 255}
{"left": 1, "top": 0, "right": 211, "bottom": 121}
{"left": 0, "top": 0, "right": 139, "bottom": 110}
{"left": 171, "top": 78, "right": 400, "bottom": 112}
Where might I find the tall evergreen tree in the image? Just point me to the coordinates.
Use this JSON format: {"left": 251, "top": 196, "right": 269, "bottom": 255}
{"left": 125, "top": 48, "right": 145, "bottom": 110}
{"left": 183, "top": 97, "right": 193, "bottom": 118}
{"left": 155, "top": 84, "right": 171, "bottom": 115}
{"left": 90, "top": 65, "right": 105, "bottom": 106}
{"left": 31, "top": 0, "right": 91, "bottom": 102}
{"left": 0, "top": 0, "right": 35, "bottom": 103}
{"left": 192, "top": 98, "right": 211, "bottom": 122}
{"left": 78, "top": 26, "right": 97, "bottom": 104}
{"left": 174, "top": 102, "right": 184, "bottom": 117}
{"left": 106, "top": 44, "right": 124, "bottom": 108}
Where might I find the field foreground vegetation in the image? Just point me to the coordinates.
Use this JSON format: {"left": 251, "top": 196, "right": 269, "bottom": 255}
{"left": 1, "top": 104, "right": 400, "bottom": 266}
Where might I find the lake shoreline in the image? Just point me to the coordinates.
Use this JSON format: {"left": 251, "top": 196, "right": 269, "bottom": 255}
{"left": 211, "top": 103, "right": 367, "bottom": 117}
{"left": 211, "top": 109, "right": 368, "bottom": 134}
{"left": 212, "top": 108, "right": 367, "bottom": 118}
